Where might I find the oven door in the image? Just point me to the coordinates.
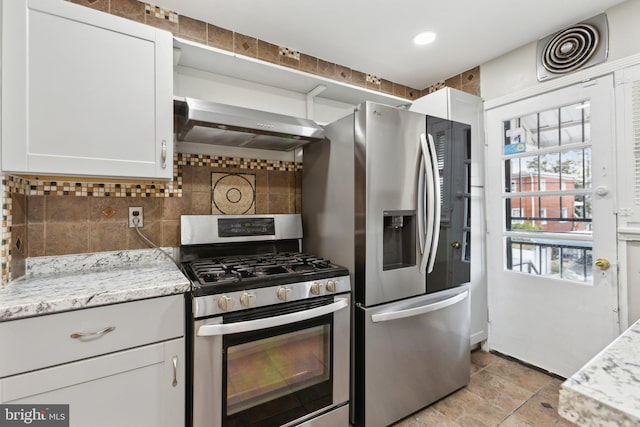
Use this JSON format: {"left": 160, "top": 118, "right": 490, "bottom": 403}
{"left": 193, "top": 295, "right": 350, "bottom": 427}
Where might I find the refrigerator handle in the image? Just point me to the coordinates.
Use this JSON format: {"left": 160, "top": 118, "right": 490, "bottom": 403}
{"left": 371, "top": 291, "right": 469, "bottom": 323}
{"left": 417, "top": 137, "right": 427, "bottom": 256}
{"left": 426, "top": 133, "right": 442, "bottom": 274}
{"left": 419, "top": 133, "right": 434, "bottom": 274}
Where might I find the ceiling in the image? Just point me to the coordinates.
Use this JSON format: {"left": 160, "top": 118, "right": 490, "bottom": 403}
{"left": 153, "top": 0, "right": 628, "bottom": 90}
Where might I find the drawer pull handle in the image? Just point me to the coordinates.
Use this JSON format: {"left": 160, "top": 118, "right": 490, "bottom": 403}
{"left": 172, "top": 356, "right": 178, "bottom": 387}
{"left": 70, "top": 326, "right": 116, "bottom": 339}
{"left": 161, "top": 140, "right": 167, "bottom": 169}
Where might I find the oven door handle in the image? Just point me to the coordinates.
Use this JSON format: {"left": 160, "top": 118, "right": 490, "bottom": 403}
{"left": 197, "top": 298, "right": 349, "bottom": 336}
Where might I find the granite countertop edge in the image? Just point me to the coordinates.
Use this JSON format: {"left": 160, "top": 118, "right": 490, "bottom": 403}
{"left": 559, "top": 319, "right": 640, "bottom": 426}
{"left": 0, "top": 249, "right": 191, "bottom": 322}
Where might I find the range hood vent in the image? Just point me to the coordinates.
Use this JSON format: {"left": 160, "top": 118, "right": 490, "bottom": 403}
{"left": 174, "top": 98, "right": 325, "bottom": 151}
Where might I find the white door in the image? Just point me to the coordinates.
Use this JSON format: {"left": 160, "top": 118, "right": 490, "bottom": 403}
{"left": 485, "top": 75, "right": 619, "bottom": 377}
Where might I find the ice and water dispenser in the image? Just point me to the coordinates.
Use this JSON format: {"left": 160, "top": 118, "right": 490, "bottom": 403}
{"left": 382, "top": 210, "right": 416, "bottom": 271}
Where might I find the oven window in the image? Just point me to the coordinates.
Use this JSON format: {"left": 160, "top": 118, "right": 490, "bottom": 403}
{"left": 223, "top": 313, "right": 333, "bottom": 427}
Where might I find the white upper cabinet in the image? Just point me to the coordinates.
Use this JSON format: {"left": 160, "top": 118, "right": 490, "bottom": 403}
{"left": 1, "top": 0, "right": 173, "bottom": 179}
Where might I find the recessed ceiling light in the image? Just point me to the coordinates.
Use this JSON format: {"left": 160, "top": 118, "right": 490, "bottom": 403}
{"left": 413, "top": 31, "right": 436, "bottom": 45}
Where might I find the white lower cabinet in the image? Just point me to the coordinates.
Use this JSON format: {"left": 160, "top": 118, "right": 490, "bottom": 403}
{"left": 0, "top": 296, "right": 185, "bottom": 427}
{"left": 1, "top": 339, "right": 184, "bottom": 427}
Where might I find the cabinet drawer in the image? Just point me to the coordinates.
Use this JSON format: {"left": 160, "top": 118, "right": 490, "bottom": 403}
{"left": 0, "top": 295, "right": 184, "bottom": 378}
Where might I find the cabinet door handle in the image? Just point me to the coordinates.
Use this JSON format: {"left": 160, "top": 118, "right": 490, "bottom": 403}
{"left": 161, "top": 140, "right": 167, "bottom": 169}
{"left": 172, "top": 355, "right": 178, "bottom": 387}
{"left": 70, "top": 325, "right": 116, "bottom": 339}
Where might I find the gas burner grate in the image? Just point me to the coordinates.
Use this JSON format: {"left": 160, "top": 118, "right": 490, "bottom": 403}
{"left": 185, "top": 251, "right": 340, "bottom": 290}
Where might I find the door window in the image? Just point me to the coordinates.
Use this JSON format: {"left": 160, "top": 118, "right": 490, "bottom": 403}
{"left": 503, "top": 101, "right": 593, "bottom": 282}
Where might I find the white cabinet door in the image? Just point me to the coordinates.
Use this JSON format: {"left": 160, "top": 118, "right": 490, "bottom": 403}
{"left": 1, "top": 0, "right": 173, "bottom": 179}
{"left": 0, "top": 339, "right": 185, "bottom": 427}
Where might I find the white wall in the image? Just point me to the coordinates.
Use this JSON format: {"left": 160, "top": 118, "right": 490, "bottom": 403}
{"left": 481, "top": 0, "right": 640, "bottom": 100}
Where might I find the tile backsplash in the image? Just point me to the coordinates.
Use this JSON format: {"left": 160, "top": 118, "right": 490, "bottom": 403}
{"left": 2, "top": 153, "right": 301, "bottom": 283}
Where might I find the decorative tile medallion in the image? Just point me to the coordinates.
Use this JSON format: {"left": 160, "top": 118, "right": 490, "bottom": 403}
{"left": 211, "top": 173, "right": 256, "bottom": 215}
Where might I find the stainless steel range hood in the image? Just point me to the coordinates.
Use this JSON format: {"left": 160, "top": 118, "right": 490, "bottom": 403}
{"left": 174, "top": 97, "right": 325, "bottom": 151}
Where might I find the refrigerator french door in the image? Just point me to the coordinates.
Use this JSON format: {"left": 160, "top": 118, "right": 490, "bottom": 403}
{"left": 355, "top": 286, "right": 469, "bottom": 427}
{"left": 425, "top": 116, "right": 473, "bottom": 293}
{"left": 302, "top": 102, "right": 471, "bottom": 427}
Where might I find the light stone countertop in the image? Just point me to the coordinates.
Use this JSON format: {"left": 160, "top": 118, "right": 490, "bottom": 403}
{"left": 559, "top": 319, "right": 640, "bottom": 426}
{"left": 0, "top": 249, "right": 191, "bottom": 322}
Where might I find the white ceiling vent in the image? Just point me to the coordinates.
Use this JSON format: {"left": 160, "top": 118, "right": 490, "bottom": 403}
{"left": 536, "top": 13, "right": 608, "bottom": 82}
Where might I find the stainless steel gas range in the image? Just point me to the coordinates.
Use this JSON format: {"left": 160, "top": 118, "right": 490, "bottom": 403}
{"left": 180, "top": 214, "right": 351, "bottom": 427}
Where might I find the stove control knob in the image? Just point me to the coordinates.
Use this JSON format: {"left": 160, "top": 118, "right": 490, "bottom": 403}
{"left": 310, "top": 282, "right": 322, "bottom": 295}
{"left": 277, "top": 287, "right": 292, "bottom": 301}
{"left": 326, "top": 280, "right": 338, "bottom": 293}
{"left": 240, "top": 292, "right": 256, "bottom": 308}
{"left": 217, "top": 296, "right": 235, "bottom": 312}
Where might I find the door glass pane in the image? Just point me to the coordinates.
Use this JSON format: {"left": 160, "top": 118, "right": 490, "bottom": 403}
{"left": 561, "top": 102, "right": 591, "bottom": 145}
{"left": 538, "top": 109, "right": 560, "bottom": 148}
{"left": 507, "top": 195, "right": 591, "bottom": 233}
{"left": 562, "top": 250, "right": 593, "bottom": 282}
{"left": 506, "top": 156, "right": 538, "bottom": 192}
{"left": 562, "top": 148, "right": 592, "bottom": 189}
{"left": 520, "top": 113, "right": 539, "bottom": 149}
{"left": 538, "top": 152, "right": 561, "bottom": 189}
{"left": 507, "top": 237, "right": 591, "bottom": 281}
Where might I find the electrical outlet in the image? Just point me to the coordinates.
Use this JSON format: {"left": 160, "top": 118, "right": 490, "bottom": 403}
{"left": 128, "top": 206, "right": 144, "bottom": 228}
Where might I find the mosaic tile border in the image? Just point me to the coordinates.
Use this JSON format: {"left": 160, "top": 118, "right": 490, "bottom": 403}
{"left": 6, "top": 154, "right": 301, "bottom": 198}
{"left": 177, "top": 154, "right": 302, "bottom": 172}
{"left": 2, "top": 175, "right": 29, "bottom": 284}
{"left": 145, "top": 4, "right": 179, "bottom": 23}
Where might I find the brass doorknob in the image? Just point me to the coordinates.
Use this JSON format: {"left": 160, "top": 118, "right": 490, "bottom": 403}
{"left": 451, "top": 241, "right": 461, "bottom": 249}
{"left": 594, "top": 258, "right": 610, "bottom": 270}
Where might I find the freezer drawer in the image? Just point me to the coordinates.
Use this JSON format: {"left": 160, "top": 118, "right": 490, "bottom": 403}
{"left": 353, "top": 286, "right": 470, "bottom": 427}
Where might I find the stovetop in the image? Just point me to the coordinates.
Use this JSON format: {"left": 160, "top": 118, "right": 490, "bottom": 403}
{"left": 183, "top": 251, "right": 349, "bottom": 296}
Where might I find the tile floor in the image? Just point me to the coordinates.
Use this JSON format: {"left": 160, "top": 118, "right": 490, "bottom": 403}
{"left": 392, "top": 350, "right": 577, "bottom": 427}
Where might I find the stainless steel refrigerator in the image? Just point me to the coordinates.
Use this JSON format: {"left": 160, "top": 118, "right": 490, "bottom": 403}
{"left": 302, "top": 102, "right": 471, "bottom": 427}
